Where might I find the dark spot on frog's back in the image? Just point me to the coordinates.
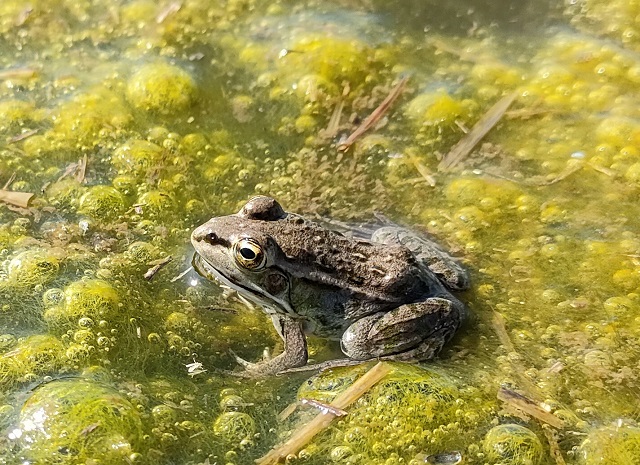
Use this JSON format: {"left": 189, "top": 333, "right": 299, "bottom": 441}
{"left": 239, "top": 196, "right": 286, "bottom": 221}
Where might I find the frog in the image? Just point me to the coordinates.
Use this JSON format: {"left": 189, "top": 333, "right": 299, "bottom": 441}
{"left": 190, "top": 196, "right": 469, "bottom": 375}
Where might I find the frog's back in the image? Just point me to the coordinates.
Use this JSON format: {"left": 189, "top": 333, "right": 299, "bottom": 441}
{"left": 264, "top": 215, "right": 431, "bottom": 305}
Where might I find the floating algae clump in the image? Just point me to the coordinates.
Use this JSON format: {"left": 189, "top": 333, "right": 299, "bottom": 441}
{"left": 126, "top": 62, "right": 197, "bottom": 115}
{"left": 44, "top": 279, "right": 120, "bottom": 328}
{"left": 112, "top": 139, "right": 165, "bottom": 177}
{"left": 4, "top": 249, "right": 60, "bottom": 288}
{"left": 0, "top": 335, "right": 64, "bottom": 389}
{"left": 578, "top": 421, "right": 640, "bottom": 465}
{"left": 11, "top": 378, "right": 142, "bottom": 464}
{"left": 483, "top": 424, "right": 543, "bottom": 465}
{"left": 295, "top": 363, "right": 489, "bottom": 462}
{"left": 213, "top": 411, "right": 256, "bottom": 444}
{"left": 0, "top": 99, "right": 36, "bottom": 130}
{"left": 78, "top": 185, "right": 127, "bottom": 221}
{"left": 51, "top": 88, "right": 133, "bottom": 151}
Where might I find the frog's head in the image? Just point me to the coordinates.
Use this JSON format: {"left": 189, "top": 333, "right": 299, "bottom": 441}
{"left": 191, "top": 196, "right": 296, "bottom": 314}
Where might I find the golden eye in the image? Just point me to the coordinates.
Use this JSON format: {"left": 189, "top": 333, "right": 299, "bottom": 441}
{"left": 233, "top": 238, "right": 266, "bottom": 270}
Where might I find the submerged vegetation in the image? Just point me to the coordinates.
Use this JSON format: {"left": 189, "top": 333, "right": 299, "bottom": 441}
{"left": 0, "top": 0, "right": 639, "bottom": 463}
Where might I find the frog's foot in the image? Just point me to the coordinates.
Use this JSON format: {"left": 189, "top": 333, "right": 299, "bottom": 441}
{"left": 371, "top": 226, "right": 469, "bottom": 291}
{"left": 228, "top": 315, "right": 309, "bottom": 376}
{"left": 276, "top": 358, "right": 366, "bottom": 375}
{"left": 228, "top": 348, "right": 308, "bottom": 376}
{"left": 340, "top": 297, "right": 463, "bottom": 361}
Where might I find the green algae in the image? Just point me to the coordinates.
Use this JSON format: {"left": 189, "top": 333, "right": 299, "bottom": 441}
{"left": 290, "top": 363, "right": 494, "bottom": 464}
{"left": 14, "top": 378, "right": 143, "bottom": 464}
{"left": 126, "top": 62, "right": 198, "bottom": 115}
{"left": 483, "top": 424, "right": 543, "bottom": 465}
{"left": 0, "top": 0, "right": 639, "bottom": 464}
{"left": 578, "top": 421, "right": 640, "bottom": 465}
{"left": 78, "top": 185, "right": 128, "bottom": 221}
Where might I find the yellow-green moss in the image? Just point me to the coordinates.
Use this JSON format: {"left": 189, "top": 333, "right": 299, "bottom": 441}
{"left": 14, "top": 378, "right": 142, "bottom": 464}
{"left": 483, "top": 424, "right": 543, "bottom": 465}
{"left": 126, "top": 62, "right": 197, "bottom": 115}
{"left": 579, "top": 422, "right": 640, "bottom": 465}
{"left": 5, "top": 249, "right": 60, "bottom": 288}
{"left": 78, "top": 185, "right": 127, "bottom": 221}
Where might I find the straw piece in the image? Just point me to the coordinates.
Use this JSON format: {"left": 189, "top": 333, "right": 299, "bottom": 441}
{"left": 0, "top": 68, "right": 39, "bottom": 80}
{"left": 0, "top": 190, "right": 34, "bottom": 208}
{"left": 338, "top": 77, "right": 409, "bottom": 152}
{"left": 256, "top": 362, "right": 393, "bottom": 464}
{"left": 438, "top": 91, "right": 518, "bottom": 171}
{"left": 497, "top": 387, "right": 565, "bottom": 429}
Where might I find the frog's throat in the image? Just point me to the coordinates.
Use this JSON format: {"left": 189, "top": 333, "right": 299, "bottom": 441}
{"left": 191, "top": 253, "right": 295, "bottom": 316}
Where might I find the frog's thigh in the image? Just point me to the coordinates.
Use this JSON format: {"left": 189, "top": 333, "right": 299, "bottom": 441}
{"left": 371, "top": 226, "right": 469, "bottom": 291}
{"left": 340, "top": 297, "right": 462, "bottom": 360}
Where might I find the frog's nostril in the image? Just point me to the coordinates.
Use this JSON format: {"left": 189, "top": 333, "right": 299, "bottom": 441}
{"left": 204, "top": 232, "right": 217, "bottom": 244}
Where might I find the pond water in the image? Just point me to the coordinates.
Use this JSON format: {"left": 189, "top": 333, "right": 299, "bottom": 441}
{"left": 1, "top": 0, "right": 640, "bottom": 464}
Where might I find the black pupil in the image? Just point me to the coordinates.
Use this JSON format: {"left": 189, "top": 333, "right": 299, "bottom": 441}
{"left": 240, "top": 247, "right": 256, "bottom": 260}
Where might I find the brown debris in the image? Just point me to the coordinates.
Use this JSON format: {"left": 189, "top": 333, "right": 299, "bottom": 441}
{"left": 497, "top": 387, "right": 565, "bottom": 429}
{"left": 57, "top": 156, "right": 89, "bottom": 184}
{"left": 337, "top": 76, "right": 409, "bottom": 152}
{"left": 532, "top": 161, "right": 583, "bottom": 186}
{"left": 438, "top": 91, "right": 518, "bottom": 172}
{"left": 256, "top": 362, "right": 393, "bottom": 464}
{"left": 8, "top": 129, "right": 38, "bottom": 144}
{"left": 2, "top": 173, "right": 16, "bottom": 190}
{"left": 144, "top": 256, "right": 173, "bottom": 281}
{"left": 0, "top": 190, "right": 34, "bottom": 208}
{"left": 492, "top": 312, "right": 556, "bottom": 414}
{"left": 542, "top": 425, "right": 568, "bottom": 465}
{"left": 76, "top": 154, "right": 88, "bottom": 183}
{"left": 0, "top": 68, "right": 39, "bottom": 80}
{"left": 156, "top": 2, "right": 182, "bottom": 23}
{"left": 319, "top": 100, "right": 345, "bottom": 140}
{"left": 299, "top": 398, "right": 348, "bottom": 417}
{"left": 410, "top": 157, "right": 437, "bottom": 187}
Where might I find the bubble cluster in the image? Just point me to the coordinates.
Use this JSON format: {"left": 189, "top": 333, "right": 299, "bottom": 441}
{"left": 483, "top": 424, "right": 543, "bottom": 465}
{"left": 126, "top": 62, "right": 197, "bottom": 115}
{"left": 11, "top": 378, "right": 143, "bottom": 464}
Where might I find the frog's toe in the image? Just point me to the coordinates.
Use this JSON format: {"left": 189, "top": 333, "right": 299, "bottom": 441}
{"left": 229, "top": 349, "right": 257, "bottom": 369}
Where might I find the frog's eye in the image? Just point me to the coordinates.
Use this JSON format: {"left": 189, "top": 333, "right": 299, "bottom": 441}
{"left": 233, "top": 238, "right": 266, "bottom": 271}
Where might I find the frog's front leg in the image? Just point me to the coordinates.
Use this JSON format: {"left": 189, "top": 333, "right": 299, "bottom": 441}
{"left": 233, "top": 314, "right": 308, "bottom": 375}
{"left": 340, "top": 297, "right": 463, "bottom": 361}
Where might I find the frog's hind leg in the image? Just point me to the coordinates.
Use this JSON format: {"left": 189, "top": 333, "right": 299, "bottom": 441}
{"left": 340, "top": 297, "right": 463, "bottom": 361}
{"left": 371, "top": 226, "right": 470, "bottom": 291}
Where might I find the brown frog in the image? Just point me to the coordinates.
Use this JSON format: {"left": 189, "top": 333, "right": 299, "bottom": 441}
{"left": 191, "top": 196, "right": 469, "bottom": 375}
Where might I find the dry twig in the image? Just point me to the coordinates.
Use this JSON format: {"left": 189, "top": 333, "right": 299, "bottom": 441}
{"left": 439, "top": 91, "right": 518, "bottom": 171}
{"left": 338, "top": 76, "right": 409, "bottom": 152}
{"left": 299, "top": 398, "right": 348, "bottom": 417}
{"left": 0, "top": 190, "right": 34, "bottom": 208}
{"left": 256, "top": 362, "right": 393, "bottom": 464}
{"left": 497, "top": 387, "right": 565, "bottom": 429}
{"left": 534, "top": 162, "right": 583, "bottom": 186}
{"left": 8, "top": 129, "right": 38, "bottom": 144}
{"left": 0, "top": 68, "right": 39, "bottom": 80}
{"left": 319, "top": 100, "right": 345, "bottom": 139}
{"left": 492, "top": 312, "right": 550, "bottom": 400}
{"left": 144, "top": 256, "right": 173, "bottom": 281}
{"left": 2, "top": 173, "right": 16, "bottom": 190}
{"left": 76, "top": 154, "right": 88, "bottom": 183}
{"left": 542, "top": 425, "right": 568, "bottom": 465}
{"left": 156, "top": 1, "right": 181, "bottom": 23}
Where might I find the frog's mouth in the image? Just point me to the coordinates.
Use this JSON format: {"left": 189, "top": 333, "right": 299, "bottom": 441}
{"left": 191, "top": 252, "right": 294, "bottom": 316}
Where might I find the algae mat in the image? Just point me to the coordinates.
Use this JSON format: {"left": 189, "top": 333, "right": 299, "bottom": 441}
{"left": 0, "top": 0, "right": 640, "bottom": 464}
